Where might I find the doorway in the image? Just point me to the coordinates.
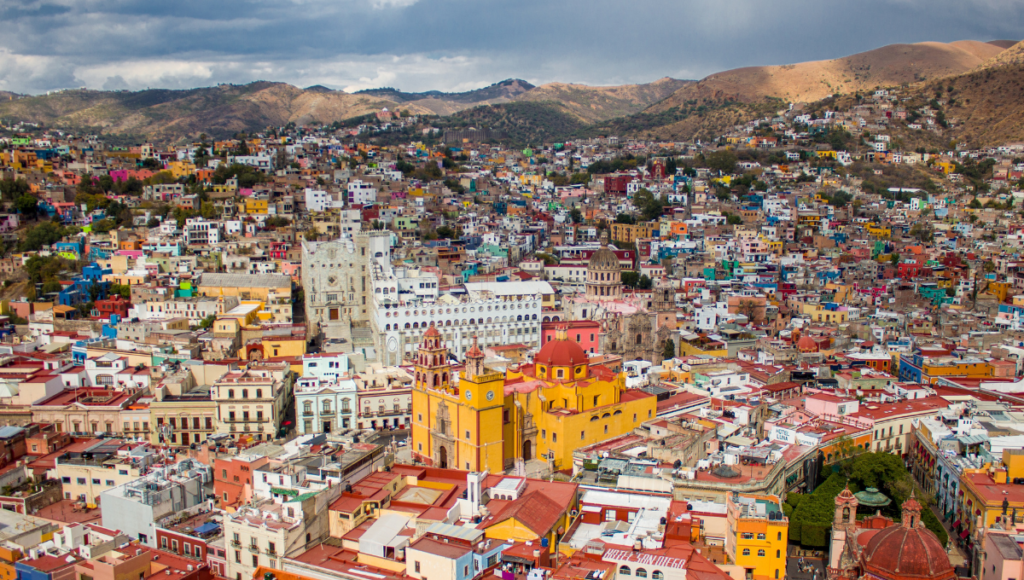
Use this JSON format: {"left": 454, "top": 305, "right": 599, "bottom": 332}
{"left": 439, "top": 446, "right": 448, "bottom": 469}
{"left": 523, "top": 440, "right": 532, "bottom": 461}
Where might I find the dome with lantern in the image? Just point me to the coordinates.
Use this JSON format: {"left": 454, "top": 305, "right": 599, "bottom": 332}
{"left": 534, "top": 326, "right": 589, "bottom": 382}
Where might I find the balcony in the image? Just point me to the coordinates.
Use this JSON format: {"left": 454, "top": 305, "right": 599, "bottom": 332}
{"left": 224, "top": 417, "right": 269, "bottom": 424}
{"left": 265, "top": 549, "right": 277, "bottom": 557}
{"left": 248, "top": 544, "right": 260, "bottom": 554}
{"left": 302, "top": 410, "right": 314, "bottom": 417}
{"left": 320, "top": 409, "right": 335, "bottom": 416}
{"left": 230, "top": 540, "right": 241, "bottom": 548}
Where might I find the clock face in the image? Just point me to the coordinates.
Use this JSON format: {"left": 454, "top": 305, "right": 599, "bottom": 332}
{"left": 486, "top": 390, "right": 495, "bottom": 401}
{"left": 465, "top": 390, "right": 472, "bottom": 400}
{"left": 327, "top": 275, "right": 338, "bottom": 287}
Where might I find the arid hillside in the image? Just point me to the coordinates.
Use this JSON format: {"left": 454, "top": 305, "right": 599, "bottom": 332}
{"left": 650, "top": 40, "right": 1011, "bottom": 113}
{"left": 0, "top": 82, "right": 432, "bottom": 141}
{"left": 923, "top": 41, "right": 1024, "bottom": 146}
{"left": 513, "top": 77, "right": 693, "bottom": 122}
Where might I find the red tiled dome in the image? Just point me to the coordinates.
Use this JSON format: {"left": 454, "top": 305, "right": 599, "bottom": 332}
{"left": 862, "top": 523, "right": 954, "bottom": 580}
{"left": 797, "top": 335, "right": 819, "bottom": 352}
{"left": 423, "top": 323, "right": 441, "bottom": 338}
{"left": 536, "top": 336, "right": 587, "bottom": 368}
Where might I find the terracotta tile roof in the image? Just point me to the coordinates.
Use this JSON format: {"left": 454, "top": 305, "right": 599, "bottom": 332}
{"left": 481, "top": 489, "right": 565, "bottom": 536}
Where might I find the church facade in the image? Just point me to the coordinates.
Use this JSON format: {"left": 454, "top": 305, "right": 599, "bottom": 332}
{"left": 301, "top": 231, "right": 390, "bottom": 337}
{"left": 828, "top": 486, "right": 956, "bottom": 580}
{"left": 411, "top": 324, "right": 657, "bottom": 473}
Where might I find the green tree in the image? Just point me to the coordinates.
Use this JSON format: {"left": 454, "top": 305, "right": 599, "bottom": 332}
{"left": 14, "top": 195, "right": 39, "bottom": 219}
{"left": 788, "top": 473, "right": 850, "bottom": 548}
{"left": 436, "top": 225, "right": 459, "bottom": 240}
{"left": 890, "top": 253, "right": 901, "bottom": 267}
{"left": 199, "top": 314, "right": 216, "bottom": 329}
{"left": 25, "top": 255, "right": 72, "bottom": 284}
{"left": 615, "top": 213, "right": 636, "bottom": 225}
{"left": 637, "top": 274, "right": 652, "bottom": 290}
{"left": 705, "top": 150, "right": 738, "bottom": 174}
{"left": 662, "top": 339, "right": 675, "bottom": 360}
{"left": 0, "top": 178, "right": 31, "bottom": 201}
{"left": 91, "top": 219, "right": 116, "bottom": 234}
{"left": 620, "top": 271, "right": 640, "bottom": 288}
{"left": 909, "top": 223, "right": 933, "bottom": 243}
{"left": 569, "top": 207, "right": 583, "bottom": 224}
{"left": 200, "top": 201, "right": 218, "bottom": 219}
{"left": 20, "top": 222, "right": 69, "bottom": 252}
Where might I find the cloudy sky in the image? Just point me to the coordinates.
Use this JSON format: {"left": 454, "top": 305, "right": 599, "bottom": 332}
{"left": 1, "top": 0, "right": 1022, "bottom": 95}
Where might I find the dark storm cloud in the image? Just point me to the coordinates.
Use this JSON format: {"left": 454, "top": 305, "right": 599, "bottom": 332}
{"left": 0, "top": 0, "right": 1022, "bottom": 94}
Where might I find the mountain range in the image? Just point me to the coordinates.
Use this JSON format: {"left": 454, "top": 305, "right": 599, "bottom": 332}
{"left": 0, "top": 39, "right": 1021, "bottom": 145}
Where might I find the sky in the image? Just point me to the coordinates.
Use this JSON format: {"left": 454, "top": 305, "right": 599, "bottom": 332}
{"left": 1, "top": 0, "right": 1023, "bottom": 95}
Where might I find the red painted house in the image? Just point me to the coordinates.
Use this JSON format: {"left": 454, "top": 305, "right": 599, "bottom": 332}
{"left": 213, "top": 455, "right": 268, "bottom": 508}
{"left": 92, "top": 295, "right": 131, "bottom": 321}
{"left": 155, "top": 510, "right": 226, "bottom": 576}
{"left": 541, "top": 320, "right": 600, "bottom": 354}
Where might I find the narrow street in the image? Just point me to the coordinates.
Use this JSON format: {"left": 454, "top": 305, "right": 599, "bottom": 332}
{"left": 925, "top": 500, "right": 968, "bottom": 569}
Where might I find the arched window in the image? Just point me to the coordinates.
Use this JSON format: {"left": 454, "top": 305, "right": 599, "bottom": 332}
{"left": 228, "top": 389, "right": 235, "bottom": 399}
{"left": 842, "top": 507, "right": 850, "bottom": 523}
{"left": 758, "top": 550, "right": 765, "bottom": 557}
{"left": 242, "top": 389, "right": 248, "bottom": 399}
{"left": 619, "top": 568, "right": 631, "bottom": 577}
{"left": 742, "top": 549, "right": 750, "bottom": 556}
{"left": 652, "top": 573, "right": 664, "bottom": 580}
{"left": 636, "top": 570, "right": 647, "bottom": 579}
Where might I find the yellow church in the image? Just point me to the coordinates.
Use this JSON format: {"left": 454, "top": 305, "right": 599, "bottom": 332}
{"left": 411, "top": 323, "right": 656, "bottom": 473}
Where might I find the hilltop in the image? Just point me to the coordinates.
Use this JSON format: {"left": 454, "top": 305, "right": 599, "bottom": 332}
{"left": 356, "top": 79, "right": 535, "bottom": 115}
{"left": 802, "top": 40, "right": 1024, "bottom": 148}
{"left": 905, "top": 40, "right": 1024, "bottom": 146}
{"left": 0, "top": 82, "right": 431, "bottom": 141}
{"left": 512, "top": 77, "right": 692, "bottom": 122}
{"left": 648, "top": 40, "right": 1010, "bottom": 117}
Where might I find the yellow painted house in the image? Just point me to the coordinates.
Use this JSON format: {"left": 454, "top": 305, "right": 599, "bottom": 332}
{"left": 167, "top": 161, "right": 197, "bottom": 179}
{"left": 243, "top": 197, "right": 270, "bottom": 214}
{"left": 481, "top": 484, "right": 578, "bottom": 548}
{"left": 726, "top": 493, "right": 788, "bottom": 580}
{"left": 411, "top": 326, "right": 656, "bottom": 474}
{"left": 865, "top": 223, "right": 891, "bottom": 239}
{"left": 958, "top": 449, "right": 1024, "bottom": 540}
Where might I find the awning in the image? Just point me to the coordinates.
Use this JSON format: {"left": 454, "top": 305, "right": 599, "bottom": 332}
{"left": 952, "top": 520, "right": 961, "bottom": 528}
{"left": 960, "top": 530, "right": 970, "bottom": 539}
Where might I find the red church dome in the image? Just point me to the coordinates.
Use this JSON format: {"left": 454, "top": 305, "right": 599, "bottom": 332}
{"left": 861, "top": 495, "right": 954, "bottom": 580}
{"left": 797, "top": 335, "right": 819, "bottom": 352}
{"left": 536, "top": 329, "right": 588, "bottom": 368}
